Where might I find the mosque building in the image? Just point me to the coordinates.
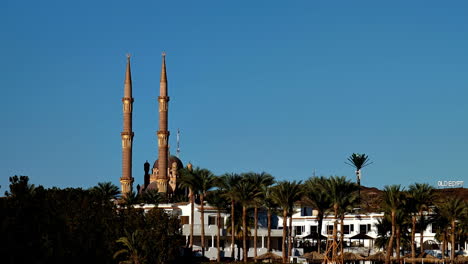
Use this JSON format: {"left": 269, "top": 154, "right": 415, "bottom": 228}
{"left": 119, "top": 53, "right": 184, "bottom": 196}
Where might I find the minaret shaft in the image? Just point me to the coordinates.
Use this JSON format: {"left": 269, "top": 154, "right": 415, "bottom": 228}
{"left": 120, "top": 56, "right": 134, "bottom": 196}
{"left": 156, "top": 54, "right": 169, "bottom": 192}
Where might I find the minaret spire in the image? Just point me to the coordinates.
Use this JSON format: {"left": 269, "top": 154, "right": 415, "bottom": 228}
{"left": 120, "top": 54, "right": 134, "bottom": 197}
{"left": 156, "top": 52, "right": 170, "bottom": 193}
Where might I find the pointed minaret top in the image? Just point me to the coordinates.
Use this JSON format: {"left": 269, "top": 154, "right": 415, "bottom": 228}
{"left": 124, "top": 54, "right": 132, "bottom": 98}
{"left": 160, "top": 52, "right": 167, "bottom": 96}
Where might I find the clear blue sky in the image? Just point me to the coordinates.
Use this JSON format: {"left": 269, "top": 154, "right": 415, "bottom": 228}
{"left": 1, "top": 0, "right": 467, "bottom": 192}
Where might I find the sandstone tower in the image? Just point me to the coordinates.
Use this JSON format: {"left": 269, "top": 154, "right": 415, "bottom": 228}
{"left": 155, "top": 53, "right": 170, "bottom": 193}
{"left": 120, "top": 55, "right": 134, "bottom": 196}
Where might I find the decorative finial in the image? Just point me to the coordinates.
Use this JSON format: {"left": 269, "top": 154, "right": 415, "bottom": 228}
{"left": 162, "top": 51, "right": 166, "bottom": 57}
{"left": 126, "top": 53, "right": 131, "bottom": 60}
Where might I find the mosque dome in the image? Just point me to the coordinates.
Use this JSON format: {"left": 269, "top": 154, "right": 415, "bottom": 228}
{"left": 153, "top": 155, "right": 184, "bottom": 170}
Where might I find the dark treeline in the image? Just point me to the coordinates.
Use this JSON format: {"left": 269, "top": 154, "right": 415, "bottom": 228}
{"left": 0, "top": 176, "right": 183, "bottom": 264}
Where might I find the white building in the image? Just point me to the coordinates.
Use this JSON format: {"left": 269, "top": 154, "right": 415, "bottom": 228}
{"left": 132, "top": 203, "right": 467, "bottom": 261}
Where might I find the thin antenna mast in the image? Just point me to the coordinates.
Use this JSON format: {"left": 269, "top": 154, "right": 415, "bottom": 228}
{"left": 176, "top": 128, "right": 180, "bottom": 158}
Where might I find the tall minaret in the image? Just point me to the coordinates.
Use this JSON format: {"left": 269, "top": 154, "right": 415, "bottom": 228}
{"left": 120, "top": 54, "right": 134, "bottom": 196}
{"left": 156, "top": 52, "right": 170, "bottom": 193}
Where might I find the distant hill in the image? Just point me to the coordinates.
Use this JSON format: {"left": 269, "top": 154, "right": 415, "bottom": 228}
{"left": 359, "top": 186, "right": 468, "bottom": 213}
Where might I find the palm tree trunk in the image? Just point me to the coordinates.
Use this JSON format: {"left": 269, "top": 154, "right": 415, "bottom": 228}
{"left": 254, "top": 206, "right": 258, "bottom": 261}
{"left": 396, "top": 226, "right": 401, "bottom": 264}
{"left": 419, "top": 210, "right": 424, "bottom": 254}
{"left": 231, "top": 200, "right": 235, "bottom": 259}
{"left": 217, "top": 209, "right": 221, "bottom": 263}
{"left": 267, "top": 209, "right": 271, "bottom": 252}
{"left": 288, "top": 215, "right": 293, "bottom": 258}
{"left": 411, "top": 216, "right": 416, "bottom": 259}
{"left": 282, "top": 209, "right": 287, "bottom": 263}
{"left": 450, "top": 220, "right": 455, "bottom": 263}
{"left": 385, "top": 211, "right": 396, "bottom": 264}
{"left": 444, "top": 232, "right": 448, "bottom": 258}
{"left": 201, "top": 193, "right": 205, "bottom": 257}
{"left": 317, "top": 213, "right": 323, "bottom": 254}
{"left": 243, "top": 206, "right": 248, "bottom": 263}
{"left": 340, "top": 216, "right": 345, "bottom": 257}
{"left": 441, "top": 232, "right": 446, "bottom": 258}
{"left": 333, "top": 205, "right": 338, "bottom": 260}
{"left": 190, "top": 189, "right": 194, "bottom": 249}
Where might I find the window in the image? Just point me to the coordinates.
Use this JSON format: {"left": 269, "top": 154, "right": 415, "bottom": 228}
{"left": 310, "top": 225, "right": 318, "bottom": 233}
{"left": 301, "top": 207, "right": 313, "bottom": 216}
{"left": 327, "top": 225, "right": 334, "bottom": 235}
{"left": 343, "top": 225, "right": 350, "bottom": 234}
{"left": 360, "top": 224, "right": 371, "bottom": 234}
{"left": 360, "top": 225, "right": 367, "bottom": 234}
{"left": 208, "top": 215, "right": 216, "bottom": 225}
{"left": 295, "top": 226, "right": 305, "bottom": 235}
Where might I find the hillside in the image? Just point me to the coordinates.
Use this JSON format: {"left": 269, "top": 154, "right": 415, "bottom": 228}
{"left": 359, "top": 186, "right": 468, "bottom": 213}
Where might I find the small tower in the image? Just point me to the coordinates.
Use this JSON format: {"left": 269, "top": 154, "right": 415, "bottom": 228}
{"left": 156, "top": 52, "right": 170, "bottom": 193}
{"left": 120, "top": 54, "right": 134, "bottom": 196}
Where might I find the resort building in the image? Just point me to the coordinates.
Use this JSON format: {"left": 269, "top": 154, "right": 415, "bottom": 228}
{"left": 131, "top": 202, "right": 467, "bottom": 261}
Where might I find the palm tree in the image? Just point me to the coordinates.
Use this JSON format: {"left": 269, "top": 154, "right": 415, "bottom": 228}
{"left": 245, "top": 172, "right": 274, "bottom": 260}
{"left": 219, "top": 173, "right": 243, "bottom": 259}
{"left": 435, "top": 198, "right": 466, "bottom": 263}
{"left": 375, "top": 217, "right": 392, "bottom": 250}
{"left": 395, "top": 204, "right": 411, "bottom": 264}
{"left": 431, "top": 206, "right": 450, "bottom": 259}
{"left": 141, "top": 189, "right": 163, "bottom": 205}
{"left": 346, "top": 153, "right": 372, "bottom": 205}
{"left": 382, "top": 185, "right": 405, "bottom": 264}
{"left": 226, "top": 205, "right": 254, "bottom": 261}
{"left": 91, "top": 182, "right": 120, "bottom": 200}
{"left": 192, "top": 167, "right": 217, "bottom": 257}
{"left": 263, "top": 185, "right": 278, "bottom": 252}
{"left": 303, "top": 176, "right": 331, "bottom": 253}
{"left": 234, "top": 176, "right": 262, "bottom": 263}
{"left": 408, "top": 183, "right": 434, "bottom": 257}
{"left": 322, "top": 176, "right": 359, "bottom": 258}
{"left": 179, "top": 166, "right": 198, "bottom": 249}
{"left": 270, "top": 181, "right": 303, "bottom": 263}
{"left": 206, "top": 190, "right": 229, "bottom": 263}
{"left": 122, "top": 189, "right": 139, "bottom": 207}
{"left": 113, "top": 230, "right": 144, "bottom": 264}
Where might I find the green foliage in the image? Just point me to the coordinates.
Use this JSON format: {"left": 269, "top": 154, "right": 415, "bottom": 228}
{"left": 1, "top": 176, "right": 184, "bottom": 264}
{"left": 346, "top": 153, "right": 372, "bottom": 170}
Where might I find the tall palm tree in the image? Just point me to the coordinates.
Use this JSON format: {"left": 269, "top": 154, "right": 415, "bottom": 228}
{"left": 408, "top": 183, "right": 434, "bottom": 255}
{"left": 219, "top": 173, "right": 243, "bottom": 259}
{"left": 304, "top": 176, "right": 331, "bottom": 253}
{"left": 394, "top": 204, "right": 411, "bottom": 264}
{"left": 192, "top": 167, "right": 217, "bottom": 257}
{"left": 207, "top": 190, "right": 229, "bottom": 263}
{"left": 263, "top": 187, "right": 278, "bottom": 252}
{"left": 322, "top": 176, "right": 359, "bottom": 258}
{"left": 234, "top": 177, "right": 262, "bottom": 263}
{"left": 382, "top": 185, "right": 405, "bottom": 264}
{"left": 91, "top": 182, "right": 120, "bottom": 200}
{"left": 245, "top": 172, "right": 274, "bottom": 260}
{"left": 346, "top": 153, "right": 372, "bottom": 205}
{"left": 226, "top": 205, "right": 254, "bottom": 262}
{"left": 179, "top": 166, "right": 198, "bottom": 249}
{"left": 435, "top": 198, "right": 466, "bottom": 263}
{"left": 270, "top": 181, "right": 303, "bottom": 264}
{"left": 431, "top": 207, "right": 450, "bottom": 259}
